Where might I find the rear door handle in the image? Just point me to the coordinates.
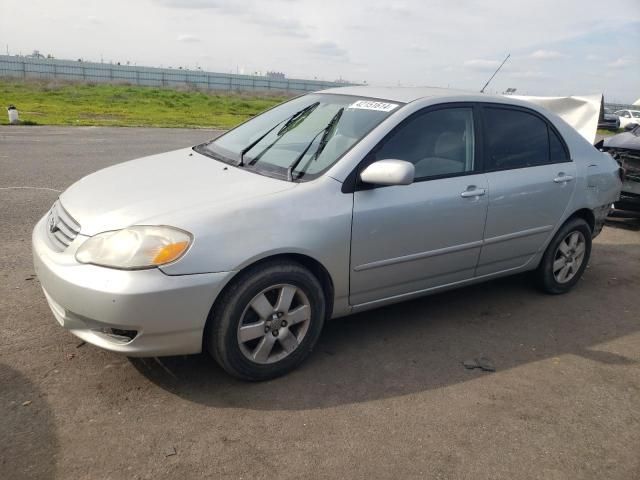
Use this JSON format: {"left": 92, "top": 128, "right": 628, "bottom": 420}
{"left": 460, "top": 187, "right": 486, "bottom": 198}
{"left": 553, "top": 174, "right": 574, "bottom": 183}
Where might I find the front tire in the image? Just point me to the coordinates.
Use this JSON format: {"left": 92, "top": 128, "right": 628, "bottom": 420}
{"left": 535, "top": 217, "right": 592, "bottom": 294}
{"left": 206, "top": 261, "right": 326, "bottom": 381}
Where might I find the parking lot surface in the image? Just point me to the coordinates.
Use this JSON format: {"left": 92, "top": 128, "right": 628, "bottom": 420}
{"left": 1, "top": 126, "right": 639, "bottom": 480}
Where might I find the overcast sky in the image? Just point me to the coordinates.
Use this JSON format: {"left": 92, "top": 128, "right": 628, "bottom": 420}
{"left": 1, "top": 0, "right": 639, "bottom": 103}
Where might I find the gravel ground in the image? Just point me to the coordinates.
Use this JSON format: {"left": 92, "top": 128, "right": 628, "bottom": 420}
{"left": 1, "top": 126, "right": 639, "bottom": 480}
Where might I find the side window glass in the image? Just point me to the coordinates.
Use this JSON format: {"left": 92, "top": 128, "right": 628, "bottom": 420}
{"left": 484, "top": 107, "right": 549, "bottom": 170}
{"left": 549, "top": 128, "right": 569, "bottom": 162}
{"left": 371, "top": 108, "right": 475, "bottom": 179}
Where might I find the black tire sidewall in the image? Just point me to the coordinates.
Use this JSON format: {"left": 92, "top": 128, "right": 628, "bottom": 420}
{"left": 537, "top": 218, "right": 592, "bottom": 294}
{"left": 207, "top": 262, "right": 326, "bottom": 381}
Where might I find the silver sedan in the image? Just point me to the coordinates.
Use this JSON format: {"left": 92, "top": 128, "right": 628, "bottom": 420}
{"left": 33, "top": 87, "right": 622, "bottom": 380}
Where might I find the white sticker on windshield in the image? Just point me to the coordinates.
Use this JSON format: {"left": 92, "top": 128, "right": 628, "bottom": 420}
{"left": 348, "top": 100, "right": 399, "bottom": 112}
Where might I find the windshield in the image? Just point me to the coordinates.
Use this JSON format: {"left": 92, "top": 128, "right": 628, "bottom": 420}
{"left": 196, "top": 93, "right": 402, "bottom": 181}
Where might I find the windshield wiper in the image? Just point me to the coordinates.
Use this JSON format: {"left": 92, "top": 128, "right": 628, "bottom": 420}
{"left": 238, "top": 102, "right": 319, "bottom": 167}
{"left": 246, "top": 102, "right": 320, "bottom": 167}
{"left": 286, "top": 107, "right": 344, "bottom": 181}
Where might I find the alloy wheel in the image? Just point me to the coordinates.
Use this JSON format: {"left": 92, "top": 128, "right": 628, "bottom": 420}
{"left": 236, "top": 284, "right": 311, "bottom": 364}
{"left": 552, "top": 231, "right": 586, "bottom": 284}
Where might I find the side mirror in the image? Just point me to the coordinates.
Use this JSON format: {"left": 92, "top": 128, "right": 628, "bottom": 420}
{"left": 360, "top": 159, "right": 415, "bottom": 186}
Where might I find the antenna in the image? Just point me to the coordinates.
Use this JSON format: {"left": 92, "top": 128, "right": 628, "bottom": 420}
{"left": 480, "top": 53, "right": 510, "bottom": 93}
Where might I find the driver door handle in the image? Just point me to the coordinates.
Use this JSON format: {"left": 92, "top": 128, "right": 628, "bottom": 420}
{"left": 460, "top": 187, "right": 486, "bottom": 198}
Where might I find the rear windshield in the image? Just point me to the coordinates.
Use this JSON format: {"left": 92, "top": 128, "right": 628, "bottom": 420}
{"left": 196, "top": 93, "right": 402, "bottom": 181}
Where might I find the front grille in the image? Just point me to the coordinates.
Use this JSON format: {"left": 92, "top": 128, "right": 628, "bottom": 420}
{"left": 45, "top": 200, "right": 81, "bottom": 251}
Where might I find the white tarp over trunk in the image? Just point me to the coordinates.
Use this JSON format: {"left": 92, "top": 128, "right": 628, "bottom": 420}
{"left": 511, "top": 94, "right": 602, "bottom": 144}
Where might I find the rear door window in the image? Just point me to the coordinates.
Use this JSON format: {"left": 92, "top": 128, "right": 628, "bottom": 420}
{"left": 482, "top": 106, "right": 569, "bottom": 170}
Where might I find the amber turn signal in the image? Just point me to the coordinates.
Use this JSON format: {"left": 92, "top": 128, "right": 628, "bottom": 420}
{"left": 152, "top": 241, "right": 190, "bottom": 265}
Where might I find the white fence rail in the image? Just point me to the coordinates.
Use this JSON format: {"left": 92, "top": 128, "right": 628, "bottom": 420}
{"left": 0, "top": 55, "right": 349, "bottom": 93}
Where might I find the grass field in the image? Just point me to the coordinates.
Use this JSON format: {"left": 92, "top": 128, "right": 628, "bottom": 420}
{"left": 596, "top": 128, "right": 622, "bottom": 137}
{"left": 0, "top": 80, "right": 290, "bottom": 128}
{"left": 1, "top": 79, "right": 627, "bottom": 136}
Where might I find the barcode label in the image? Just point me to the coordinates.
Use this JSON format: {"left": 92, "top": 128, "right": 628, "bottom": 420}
{"left": 348, "top": 100, "right": 399, "bottom": 112}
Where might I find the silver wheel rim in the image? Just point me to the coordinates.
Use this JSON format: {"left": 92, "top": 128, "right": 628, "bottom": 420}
{"left": 237, "top": 284, "right": 311, "bottom": 364}
{"left": 553, "top": 230, "right": 586, "bottom": 284}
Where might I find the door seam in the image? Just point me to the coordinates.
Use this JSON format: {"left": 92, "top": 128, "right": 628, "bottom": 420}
{"left": 473, "top": 174, "right": 491, "bottom": 275}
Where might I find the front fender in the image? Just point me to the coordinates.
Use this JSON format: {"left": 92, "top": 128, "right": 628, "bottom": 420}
{"left": 159, "top": 177, "right": 354, "bottom": 314}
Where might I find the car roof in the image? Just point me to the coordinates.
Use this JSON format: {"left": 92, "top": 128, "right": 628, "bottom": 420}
{"left": 318, "top": 85, "right": 492, "bottom": 104}
{"left": 319, "top": 86, "right": 603, "bottom": 144}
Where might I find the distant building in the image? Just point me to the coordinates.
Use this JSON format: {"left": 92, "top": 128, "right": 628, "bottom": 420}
{"left": 266, "top": 71, "right": 286, "bottom": 79}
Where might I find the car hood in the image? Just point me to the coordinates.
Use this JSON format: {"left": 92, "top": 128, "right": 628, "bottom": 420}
{"left": 604, "top": 131, "right": 640, "bottom": 151}
{"left": 60, "top": 148, "right": 296, "bottom": 235}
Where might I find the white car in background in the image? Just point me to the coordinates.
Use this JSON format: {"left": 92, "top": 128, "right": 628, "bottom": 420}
{"left": 614, "top": 109, "right": 640, "bottom": 128}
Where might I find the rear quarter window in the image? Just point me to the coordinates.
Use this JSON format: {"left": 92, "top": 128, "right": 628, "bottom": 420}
{"left": 549, "top": 127, "right": 569, "bottom": 162}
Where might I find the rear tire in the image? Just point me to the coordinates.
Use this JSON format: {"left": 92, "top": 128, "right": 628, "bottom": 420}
{"left": 205, "top": 260, "right": 326, "bottom": 381}
{"left": 535, "top": 217, "right": 592, "bottom": 294}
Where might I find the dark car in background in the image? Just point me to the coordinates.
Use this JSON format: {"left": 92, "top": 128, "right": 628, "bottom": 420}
{"left": 598, "top": 108, "right": 620, "bottom": 131}
{"left": 603, "top": 124, "right": 640, "bottom": 213}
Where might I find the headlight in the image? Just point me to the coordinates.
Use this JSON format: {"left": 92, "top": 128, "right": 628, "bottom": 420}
{"left": 75, "top": 226, "right": 192, "bottom": 269}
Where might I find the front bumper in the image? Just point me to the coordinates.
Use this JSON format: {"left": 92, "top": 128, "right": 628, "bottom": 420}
{"left": 32, "top": 215, "right": 230, "bottom": 356}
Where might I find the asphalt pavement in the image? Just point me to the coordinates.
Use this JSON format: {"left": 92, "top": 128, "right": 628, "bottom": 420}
{"left": 1, "top": 126, "right": 639, "bottom": 480}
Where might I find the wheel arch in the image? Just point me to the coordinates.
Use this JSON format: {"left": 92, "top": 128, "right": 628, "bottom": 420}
{"left": 534, "top": 207, "right": 596, "bottom": 271}
{"left": 207, "top": 252, "right": 335, "bottom": 329}
{"left": 566, "top": 208, "right": 595, "bottom": 233}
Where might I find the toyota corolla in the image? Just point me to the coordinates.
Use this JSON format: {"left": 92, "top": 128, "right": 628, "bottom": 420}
{"left": 33, "top": 86, "right": 622, "bottom": 380}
